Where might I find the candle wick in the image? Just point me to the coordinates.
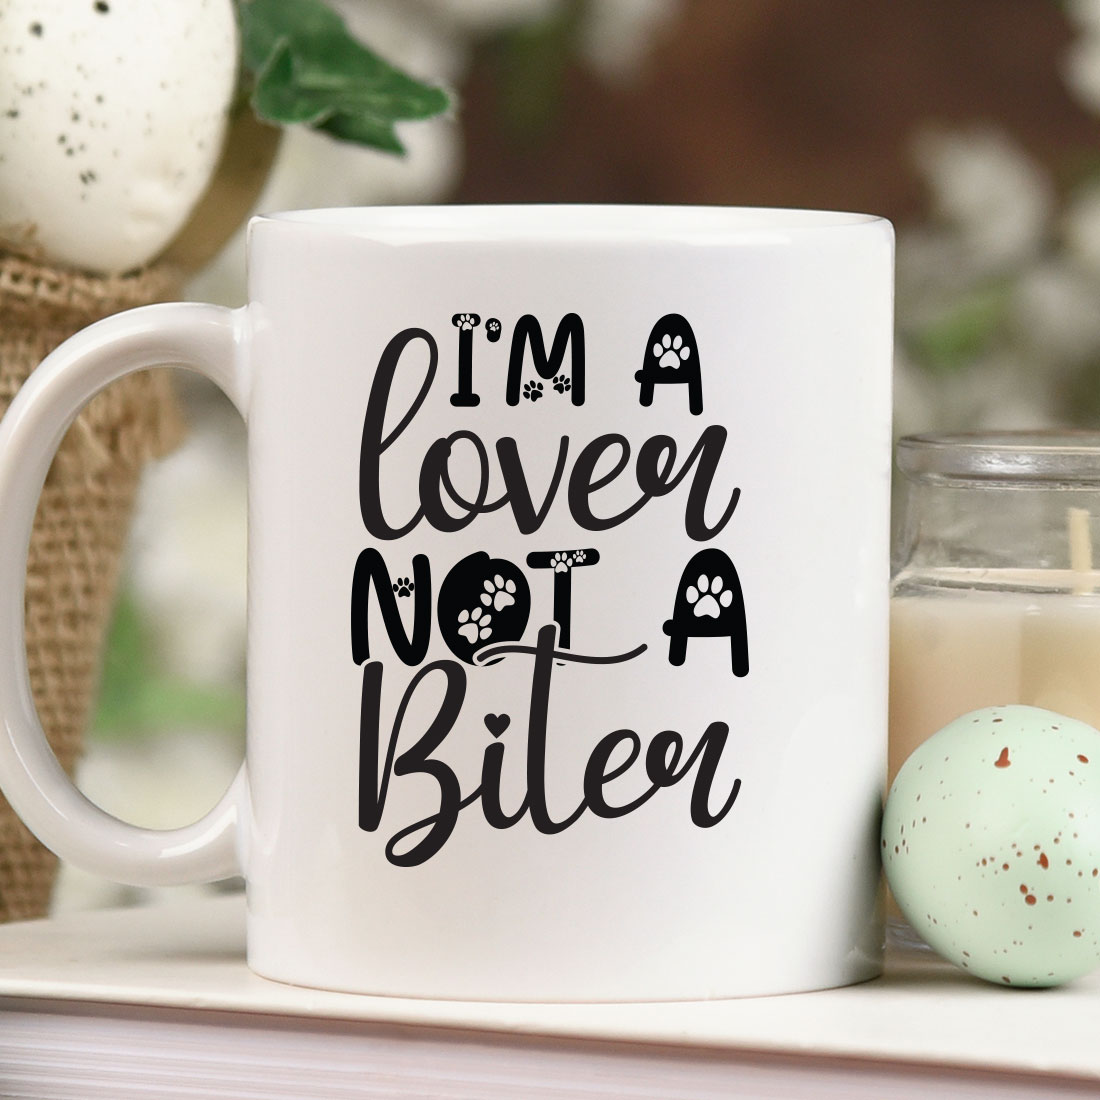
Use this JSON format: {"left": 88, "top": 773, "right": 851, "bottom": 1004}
{"left": 1068, "top": 506, "right": 1093, "bottom": 594}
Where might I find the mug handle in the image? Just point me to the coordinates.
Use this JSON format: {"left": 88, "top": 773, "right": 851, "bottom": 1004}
{"left": 0, "top": 301, "right": 248, "bottom": 886}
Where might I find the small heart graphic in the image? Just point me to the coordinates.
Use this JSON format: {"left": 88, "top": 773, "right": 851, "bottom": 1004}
{"left": 483, "top": 713, "right": 511, "bottom": 738}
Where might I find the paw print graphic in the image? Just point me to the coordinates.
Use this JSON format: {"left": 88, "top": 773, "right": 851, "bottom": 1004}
{"left": 486, "top": 318, "right": 502, "bottom": 343}
{"left": 481, "top": 574, "right": 517, "bottom": 611}
{"left": 551, "top": 551, "right": 572, "bottom": 573}
{"left": 652, "top": 331, "right": 692, "bottom": 370}
{"left": 455, "top": 313, "right": 478, "bottom": 331}
{"left": 391, "top": 576, "right": 414, "bottom": 598}
{"left": 457, "top": 607, "right": 492, "bottom": 644}
{"left": 571, "top": 550, "right": 586, "bottom": 564}
{"left": 523, "top": 380, "right": 544, "bottom": 402}
{"left": 552, "top": 373, "right": 571, "bottom": 394}
{"left": 686, "top": 575, "right": 733, "bottom": 620}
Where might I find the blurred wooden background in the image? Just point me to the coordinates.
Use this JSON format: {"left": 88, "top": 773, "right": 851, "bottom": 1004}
{"left": 456, "top": 0, "right": 1094, "bottom": 222}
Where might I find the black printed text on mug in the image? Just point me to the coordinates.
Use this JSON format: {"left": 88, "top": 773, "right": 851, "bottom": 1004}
{"left": 353, "top": 315, "right": 747, "bottom": 866}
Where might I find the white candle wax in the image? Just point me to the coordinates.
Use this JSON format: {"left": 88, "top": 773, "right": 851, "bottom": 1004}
{"left": 889, "top": 574, "right": 1100, "bottom": 787}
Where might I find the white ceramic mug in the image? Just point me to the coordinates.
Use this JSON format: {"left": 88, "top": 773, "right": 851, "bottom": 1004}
{"left": 0, "top": 206, "right": 893, "bottom": 1001}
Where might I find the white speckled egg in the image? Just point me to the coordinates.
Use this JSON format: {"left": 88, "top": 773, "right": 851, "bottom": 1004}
{"left": 0, "top": 0, "right": 237, "bottom": 274}
{"left": 884, "top": 705, "right": 1100, "bottom": 987}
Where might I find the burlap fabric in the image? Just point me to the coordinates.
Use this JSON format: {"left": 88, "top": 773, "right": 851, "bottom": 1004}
{"left": 0, "top": 252, "right": 185, "bottom": 921}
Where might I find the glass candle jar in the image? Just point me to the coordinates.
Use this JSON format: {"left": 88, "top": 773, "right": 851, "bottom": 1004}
{"left": 890, "top": 431, "right": 1100, "bottom": 787}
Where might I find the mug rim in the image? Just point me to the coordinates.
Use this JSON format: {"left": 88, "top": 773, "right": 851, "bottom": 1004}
{"left": 249, "top": 203, "right": 889, "bottom": 243}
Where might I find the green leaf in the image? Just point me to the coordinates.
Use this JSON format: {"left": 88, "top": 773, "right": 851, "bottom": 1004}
{"left": 237, "top": 0, "right": 450, "bottom": 155}
{"left": 238, "top": 0, "right": 345, "bottom": 72}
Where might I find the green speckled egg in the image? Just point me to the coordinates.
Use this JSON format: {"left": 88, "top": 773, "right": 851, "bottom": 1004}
{"left": 883, "top": 705, "right": 1100, "bottom": 987}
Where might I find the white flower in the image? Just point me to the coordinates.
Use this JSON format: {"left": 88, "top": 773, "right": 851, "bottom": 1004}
{"left": 1064, "top": 186, "right": 1100, "bottom": 275}
{"left": 1065, "top": 0, "right": 1100, "bottom": 31}
{"left": 1012, "top": 260, "right": 1100, "bottom": 364}
{"left": 1062, "top": 1, "right": 1100, "bottom": 113}
{"left": 579, "top": 0, "right": 680, "bottom": 80}
{"left": 1064, "top": 34, "right": 1100, "bottom": 112}
{"left": 893, "top": 6, "right": 1100, "bottom": 438}
{"left": 911, "top": 128, "right": 1052, "bottom": 275}
{"left": 127, "top": 412, "right": 247, "bottom": 686}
